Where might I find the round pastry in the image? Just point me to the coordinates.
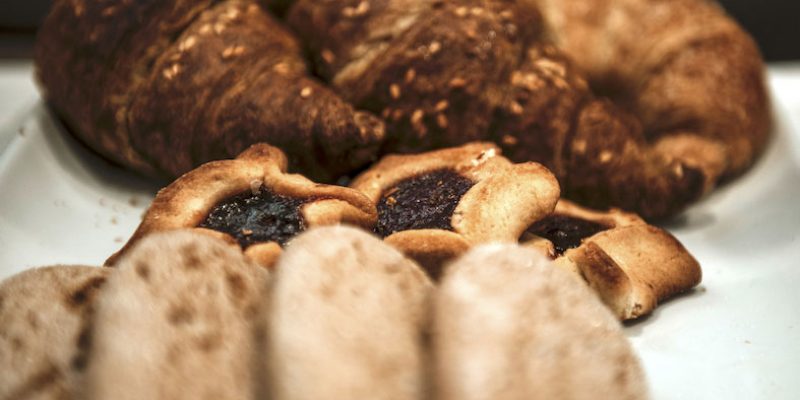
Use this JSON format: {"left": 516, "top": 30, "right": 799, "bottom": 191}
{"left": 106, "top": 144, "right": 377, "bottom": 268}
{"left": 522, "top": 200, "right": 702, "bottom": 319}
{"left": 0, "top": 265, "right": 108, "bottom": 400}
{"left": 263, "top": 226, "right": 432, "bottom": 400}
{"left": 434, "top": 244, "right": 648, "bottom": 400}
{"left": 350, "top": 142, "right": 560, "bottom": 278}
{"left": 84, "top": 231, "right": 268, "bottom": 400}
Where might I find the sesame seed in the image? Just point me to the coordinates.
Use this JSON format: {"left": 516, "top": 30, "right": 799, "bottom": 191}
{"left": 411, "top": 109, "right": 425, "bottom": 125}
{"left": 321, "top": 49, "right": 336, "bottom": 64}
{"left": 300, "top": 87, "right": 313, "bottom": 98}
{"left": 436, "top": 114, "right": 448, "bottom": 129}
{"left": 435, "top": 100, "right": 449, "bottom": 111}
{"left": 405, "top": 68, "right": 416, "bottom": 83}
{"left": 449, "top": 77, "right": 467, "bottom": 88}
{"left": 428, "top": 41, "right": 441, "bottom": 54}
{"left": 599, "top": 151, "right": 613, "bottom": 163}
{"left": 390, "top": 84, "right": 401, "bottom": 99}
{"left": 179, "top": 36, "right": 197, "bottom": 52}
{"left": 510, "top": 101, "right": 524, "bottom": 115}
{"left": 502, "top": 134, "right": 518, "bottom": 145}
{"left": 273, "top": 63, "right": 290, "bottom": 74}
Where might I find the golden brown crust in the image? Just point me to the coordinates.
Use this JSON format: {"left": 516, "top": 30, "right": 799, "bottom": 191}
{"left": 106, "top": 144, "right": 376, "bottom": 268}
{"left": 35, "top": 0, "right": 385, "bottom": 182}
{"left": 522, "top": 200, "right": 702, "bottom": 319}
{"left": 352, "top": 142, "right": 559, "bottom": 277}
{"left": 288, "top": 0, "right": 770, "bottom": 219}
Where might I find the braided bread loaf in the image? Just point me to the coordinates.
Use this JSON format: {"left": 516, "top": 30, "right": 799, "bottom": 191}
{"left": 35, "top": 0, "right": 770, "bottom": 219}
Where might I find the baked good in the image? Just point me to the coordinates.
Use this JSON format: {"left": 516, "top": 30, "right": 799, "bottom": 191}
{"left": 287, "top": 0, "right": 770, "bottom": 219}
{"left": 522, "top": 200, "right": 702, "bottom": 319}
{"left": 35, "top": 0, "right": 384, "bottom": 182}
{"left": 263, "top": 226, "right": 432, "bottom": 400}
{"left": 106, "top": 144, "right": 377, "bottom": 268}
{"left": 82, "top": 231, "right": 268, "bottom": 400}
{"left": 434, "top": 244, "right": 648, "bottom": 400}
{"left": 350, "top": 142, "right": 559, "bottom": 278}
{"left": 0, "top": 265, "right": 108, "bottom": 400}
{"left": 35, "top": 0, "right": 769, "bottom": 218}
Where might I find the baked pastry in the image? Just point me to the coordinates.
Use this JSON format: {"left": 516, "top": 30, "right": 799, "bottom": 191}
{"left": 522, "top": 200, "right": 702, "bottom": 319}
{"left": 263, "top": 226, "right": 432, "bottom": 400}
{"left": 106, "top": 144, "right": 376, "bottom": 268}
{"left": 287, "top": 0, "right": 770, "bottom": 219}
{"left": 0, "top": 265, "right": 108, "bottom": 400}
{"left": 434, "top": 244, "right": 648, "bottom": 400}
{"left": 35, "top": 0, "right": 384, "bottom": 182}
{"left": 350, "top": 142, "right": 560, "bottom": 278}
{"left": 82, "top": 231, "right": 268, "bottom": 400}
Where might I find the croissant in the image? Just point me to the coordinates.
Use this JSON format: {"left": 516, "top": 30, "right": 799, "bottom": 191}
{"left": 35, "top": 0, "right": 769, "bottom": 219}
{"left": 34, "top": 0, "right": 385, "bottom": 182}
{"left": 286, "top": 0, "right": 770, "bottom": 219}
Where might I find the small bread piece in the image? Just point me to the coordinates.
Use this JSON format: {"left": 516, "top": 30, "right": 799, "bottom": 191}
{"left": 522, "top": 200, "right": 702, "bottom": 319}
{"left": 82, "top": 231, "right": 269, "bottom": 400}
{"left": 0, "top": 265, "right": 108, "bottom": 400}
{"left": 434, "top": 245, "right": 648, "bottom": 400}
{"left": 106, "top": 143, "right": 377, "bottom": 268}
{"left": 264, "top": 226, "right": 433, "bottom": 400}
{"left": 351, "top": 142, "right": 559, "bottom": 276}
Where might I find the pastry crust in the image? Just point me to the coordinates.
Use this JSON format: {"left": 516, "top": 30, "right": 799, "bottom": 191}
{"left": 106, "top": 144, "right": 377, "bottom": 268}
{"left": 522, "top": 200, "right": 702, "bottom": 319}
{"left": 351, "top": 142, "right": 559, "bottom": 276}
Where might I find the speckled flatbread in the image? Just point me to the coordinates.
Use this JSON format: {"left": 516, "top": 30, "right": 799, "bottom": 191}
{"left": 0, "top": 265, "right": 109, "bottom": 400}
{"left": 433, "top": 244, "right": 649, "bottom": 400}
{"left": 263, "top": 226, "right": 433, "bottom": 400}
{"left": 81, "top": 231, "right": 269, "bottom": 400}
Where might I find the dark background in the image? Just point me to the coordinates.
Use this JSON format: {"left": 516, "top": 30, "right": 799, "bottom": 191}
{"left": 0, "top": 0, "right": 798, "bottom": 60}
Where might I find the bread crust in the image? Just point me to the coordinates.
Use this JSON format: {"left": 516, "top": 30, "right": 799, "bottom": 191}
{"left": 106, "top": 144, "right": 377, "bottom": 268}
{"left": 351, "top": 142, "right": 559, "bottom": 276}
{"left": 522, "top": 200, "right": 702, "bottom": 319}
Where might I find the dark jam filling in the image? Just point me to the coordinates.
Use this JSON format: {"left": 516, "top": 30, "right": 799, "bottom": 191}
{"left": 375, "top": 169, "right": 475, "bottom": 237}
{"left": 526, "top": 214, "right": 611, "bottom": 256}
{"left": 198, "top": 187, "right": 307, "bottom": 248}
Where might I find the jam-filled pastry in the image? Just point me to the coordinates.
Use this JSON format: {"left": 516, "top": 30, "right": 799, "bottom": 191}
{"left": 350, "top": 142, "right": 559, "bottom": 278}
{"left": 522, "top": 200, "right": 702, "bottom": 320}
{"left": 0, "top": 265, "right": 109, "bottom": 400}
{"left": 106, "top": 144, "right": 377, "bottom": 268}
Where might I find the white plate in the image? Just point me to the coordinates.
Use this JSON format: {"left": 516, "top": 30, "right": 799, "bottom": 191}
{"left": 1, "top": 68, "right": 800, "bottom": 399}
